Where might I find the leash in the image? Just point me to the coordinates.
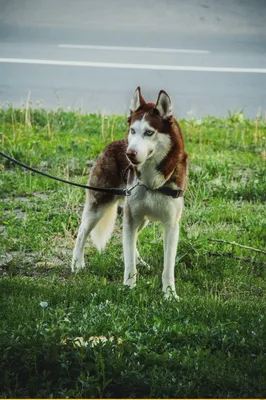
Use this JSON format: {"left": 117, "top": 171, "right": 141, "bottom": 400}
{"left": 121, "top": 164, "right": 184, "bottom": 199}
{"left": 0, "top": 151, "right": 138, "bottom": 197}
{"left": 0, "top": 151, "right": 183, "bottom": 199}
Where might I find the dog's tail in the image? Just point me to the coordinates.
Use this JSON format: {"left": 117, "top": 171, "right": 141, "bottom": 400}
{"left": 90, "top": 203, "right": 118, "bottom": 252}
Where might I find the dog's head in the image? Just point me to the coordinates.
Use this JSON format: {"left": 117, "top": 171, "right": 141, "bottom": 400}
{"left": 126, "top": 87, "right": 174, "bottom": 166}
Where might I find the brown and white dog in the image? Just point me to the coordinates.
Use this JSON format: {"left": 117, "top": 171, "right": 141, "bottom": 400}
{"left": 72, "top": 87, "right": 188, "bottom": 298}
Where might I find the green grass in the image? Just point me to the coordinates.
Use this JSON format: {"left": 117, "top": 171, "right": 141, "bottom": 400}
{"left": 0, "top": 106, "right": 266, "bottom": 398}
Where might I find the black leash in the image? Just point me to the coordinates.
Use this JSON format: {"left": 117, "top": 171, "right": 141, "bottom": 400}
{"left": 0, "top": 151, "right": 137, "bottom": 197}
{"left": 0, "top": 151, "right": 183, "bottom": 199}
{"left": 121, "top": 164, "right": 184, "bottom": 199}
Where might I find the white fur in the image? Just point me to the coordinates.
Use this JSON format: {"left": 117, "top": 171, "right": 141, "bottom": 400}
{"left": 123, "top": 179, "right": 183, "bottom": 298}
{"left": 90, "top": 202, "right": 118, "bottom": 252}
{"left": 128, "top": 115, "right": 172, "bottom": 188}
{"left": 137, "top": 132, "right": 172, "bottom": 189}
{"left": 72, "top": 89, "right": 184, "bottom": 299}
{"left": 72, "top": 162, "right": 183, "bottom": 299}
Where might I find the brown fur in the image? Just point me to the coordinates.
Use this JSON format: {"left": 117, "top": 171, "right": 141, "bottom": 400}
{"left": 88, "top": 139, "right": 128, "bottom": 204}
{"left": 88, "top": 97, "right": 188, "bottom": 205}
{"left": 128, "top": 103, "right": 188, "bottom": 191}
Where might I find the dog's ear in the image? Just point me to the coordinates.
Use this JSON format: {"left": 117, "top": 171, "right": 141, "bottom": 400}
{"left": 130, "top": 86, "right": 146, "bottom": 114}
{"left": 155, "top": 90, "right": 173, "bottom": 119}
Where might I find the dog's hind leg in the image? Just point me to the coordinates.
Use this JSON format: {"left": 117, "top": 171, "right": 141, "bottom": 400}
{"left": 72, "top": 199, "right": 117, "bottom": 272}
{"left": 72, "top": 202, "right": 101, "bottom": 272}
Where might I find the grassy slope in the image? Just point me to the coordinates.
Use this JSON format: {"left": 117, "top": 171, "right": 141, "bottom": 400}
{"left": 0, "top": 107, "right": 266, "bottom": 398}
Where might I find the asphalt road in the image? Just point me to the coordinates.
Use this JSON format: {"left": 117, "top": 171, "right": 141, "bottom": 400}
{"left": 0, "top": 0, "right": 266, "bottom": 117}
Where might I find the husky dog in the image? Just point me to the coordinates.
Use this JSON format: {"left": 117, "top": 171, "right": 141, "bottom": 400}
{"left": 72, "top": 87, "right": 188, "bottom": 298}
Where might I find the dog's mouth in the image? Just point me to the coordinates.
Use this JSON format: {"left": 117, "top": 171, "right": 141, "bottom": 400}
{"left": 126, "top": 156, "right": 141, "bottom": 166}
{"left": 130, "top": 160, "right": 141, "bottom": 166}
{"left": 130, "top": 153, "right": 153, "bottom": 165}
{"left": 126, "top": 150, "right": 153, "bottom": 166}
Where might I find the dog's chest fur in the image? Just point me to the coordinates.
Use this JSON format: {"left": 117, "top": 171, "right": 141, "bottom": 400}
{"left": 128, "top": 183, "right": 184, "bottom": 223}
{"left": 136, "top": 157, "right": 169, "bottom": 190}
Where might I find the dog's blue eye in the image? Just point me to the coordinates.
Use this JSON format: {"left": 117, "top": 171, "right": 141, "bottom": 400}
{"left": 145, "top": 130, "right": 154, "bottom": 136}
{"left": 130, "top": 128, "right": 136, "bottom": 134}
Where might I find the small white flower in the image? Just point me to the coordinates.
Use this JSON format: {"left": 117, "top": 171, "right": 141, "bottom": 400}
{"left": 39, "top": 301, "right": 48, "bottom": 309}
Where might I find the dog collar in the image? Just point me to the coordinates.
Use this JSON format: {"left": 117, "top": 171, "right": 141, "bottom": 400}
{"left": 156, "top": 186, "right": 184, "bottom": 198}
{"left": 121, "top": 165, "right": 184, "bottom": 199}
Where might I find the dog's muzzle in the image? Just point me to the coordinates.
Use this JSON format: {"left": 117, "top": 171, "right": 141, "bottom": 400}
{"left": 126, "top": 150, "right": 139, "bottom": 165}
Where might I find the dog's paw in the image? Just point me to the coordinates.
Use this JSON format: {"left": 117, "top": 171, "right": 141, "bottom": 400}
{"left": 123, "top": 281, "right": 136, "bottom": 289}
{"left": 71, "top": 259, "right": 85, "bottom": 273}
{"left": 123, "top": 274, "right": 137, "bottom": 289}
{"left": 163, "top": 289, "right": 181, "bottom": 301}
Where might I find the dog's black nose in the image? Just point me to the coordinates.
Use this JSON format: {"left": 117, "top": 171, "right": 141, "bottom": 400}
{"left": 126, "top": 150, "right": 138, "bottom": 163}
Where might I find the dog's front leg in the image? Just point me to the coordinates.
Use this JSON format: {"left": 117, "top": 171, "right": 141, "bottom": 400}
{"left": 162, "top": 222, "right": 180, "bottom": 299}
{"left": 123, "top": 203, "right": 139, "bottom": 288}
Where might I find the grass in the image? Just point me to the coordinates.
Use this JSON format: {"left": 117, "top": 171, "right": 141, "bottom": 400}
{"left": 0, "top": 106, "right": 266, "bottom": 398}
